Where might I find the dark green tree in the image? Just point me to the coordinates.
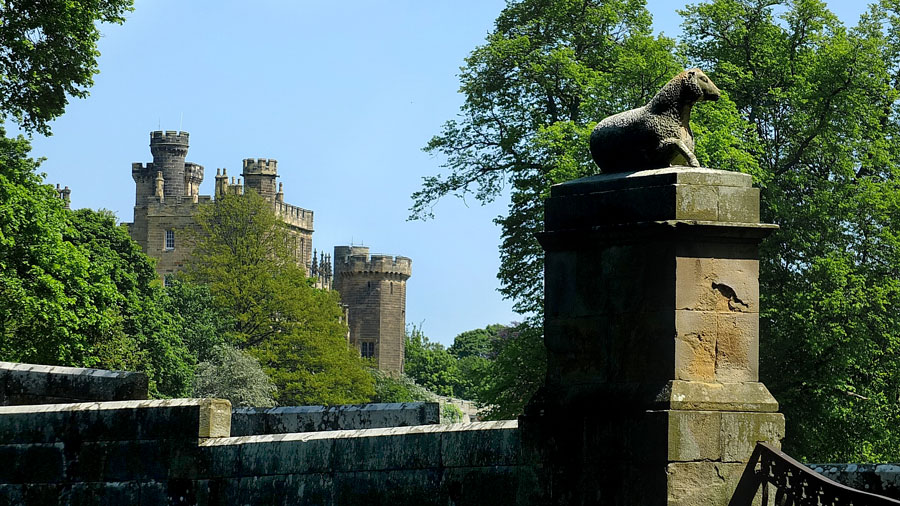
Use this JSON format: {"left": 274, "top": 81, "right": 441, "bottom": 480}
{"left": 448, "top": 323, "right": 505, "bottom": 359}
{"left": 66, "top": 208, "right": 194, "bottom": 397}
{"left": 0, "top": 0, "right": 134, "bottom": 134}
{"left": 680, "top": 0, "right": 900, "bottom": 462}
{"left": 412, "top": 0, "right": 680, "bottom": 417}
{"left": 404, "top": 325, "right": 462, "bottom": 397}
{"left": 0, "top": 143, "right": 193, "bottom": 397}
{"left": 416, "top": 0, "right": 900, "bottom": 460}
{"left": 183, "top": 190, "right": 374, "bottom": 405}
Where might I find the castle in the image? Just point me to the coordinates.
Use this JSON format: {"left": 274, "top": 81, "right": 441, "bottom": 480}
{"left": 125, "top": 131, "right": 410, "bottom": 373}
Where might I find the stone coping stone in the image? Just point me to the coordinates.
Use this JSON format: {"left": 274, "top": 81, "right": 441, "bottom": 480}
{"left": 201, "top": 420, "right": 518, "bottom": 446}
{"left": 199, "top": 421, "right": 520, "bottom": 476}
{"left": 231, "top": 402, "right": 440, "bottom": 436}
{"left": 0, "top": 398, "right": 231, "bottom": 443}
{"left": 0, "top": 362, "right": 148, "bottom": 405}
{"left": 551, "top": 167, "right": 752, "bottom": 197}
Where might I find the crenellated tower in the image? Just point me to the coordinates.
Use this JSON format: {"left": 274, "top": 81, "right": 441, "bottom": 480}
{"left": 129, "top": 131, "right": 209, "bottom": 282}
{"left": 333, "top": 246, "right": 412, "bottom": 373}
{"left": 149, "top": 130, "right": 190, "bottom": 199}
{"left": 242, "top": 158, "right": 278, "bottom": 202}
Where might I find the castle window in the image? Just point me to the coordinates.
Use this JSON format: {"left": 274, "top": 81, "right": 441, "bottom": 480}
{"left": 163, "top": 274, "right": 174, "bottom": 287}
{"left": 164, "top": 230, "right": 175, "bottom": 250}
{"left": 360, "top": 341, "right": 375, "bottom": 359}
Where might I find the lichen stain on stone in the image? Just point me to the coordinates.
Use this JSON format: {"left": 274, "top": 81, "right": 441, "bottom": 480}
{"left": 712, "top": 282, "right": 749, "bottom": 312}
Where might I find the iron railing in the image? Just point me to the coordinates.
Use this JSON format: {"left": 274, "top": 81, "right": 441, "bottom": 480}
{"left": 729, "top": 442, "right": 900, "bottom": 506}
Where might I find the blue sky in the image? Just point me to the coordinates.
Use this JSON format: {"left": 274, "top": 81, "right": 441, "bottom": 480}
{"left": 27, "top": 1, "right": 869, "bottom": 346}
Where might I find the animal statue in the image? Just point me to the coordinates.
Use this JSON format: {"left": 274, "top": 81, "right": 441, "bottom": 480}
{"left": 589, "top": 68, "right": 720, "bottom": 172}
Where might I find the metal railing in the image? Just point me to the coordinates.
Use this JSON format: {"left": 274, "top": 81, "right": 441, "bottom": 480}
{"left": 729, "top": 442, "right": 900, "bottom": 506}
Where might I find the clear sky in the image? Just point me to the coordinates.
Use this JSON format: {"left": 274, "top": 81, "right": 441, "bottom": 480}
{"left": 27, "top": 1, "right": 870, "bottom": 346}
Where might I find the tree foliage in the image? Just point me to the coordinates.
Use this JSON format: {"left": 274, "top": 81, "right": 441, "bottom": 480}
{"left": 404, "top": 325, "right": 462, "bottom": 397}
{"left": 183, "top": 190, "right": 374, "bottom": 406}
{"left": 193, "top": 344, "right": 277, "bottom": 408}
{"left": 0, "top": 0, "right": 134, "bottom": 134}
{"left": 680, "top": 0, "right": 900, "bottom": 462}
{"left": 0, "top": 134, "right": 193, "bottom": 397}
{"left": 417, "top": 0, "right": 900, "bottom": 460}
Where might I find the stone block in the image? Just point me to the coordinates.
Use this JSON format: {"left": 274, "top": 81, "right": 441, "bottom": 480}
{"left": 63, "top": 481, "right": 141, "bottom": 505}
{"left": 720, "top": 412, "right": 785, "bottom": 462}
{"left": 717, "top": 185, "right": 760, "bottom": 223}
{"left": 139, "top": 481, "right": 168, "bottom": 505}
{"left": 675, "top": 184, "right": 719, "bottom": 221}
{"left": 668, "top": 410, "right": 722, "bottom": 462}
{"left": 440, "top": 426, "right": 520, "bottom": 467}
{"left": 0, "top": 361, "right": 148, "bottom": 406}
{"left": 0, "top": 484, "right": 23, "bottom": 503}
{"left": 666, "top": 461, "right": 745, "bottom": 506}
{"left": 607, "top": 311, "right": 675, "bottom": 383}
{"left": 333, "top": 469, "right": 443, "bottom": 506}
{"left": 675, "top": 257, "right": 759, "bottom": 313}
{"left": 715, "top": 313, "right": 759, "bottom": 382}
{"left": 240, "top": 437, "right": 334, "bottom": 476}
{"left": 666, "top": 380, "right": 779, "bottom": 412}
{"left": 0, "top": 443, "right": 65, "bottom": 483}
{"left": 0, "top": 399, "right": 233, "bottom": 445}
{"left": 22, "top": 484, "right": 62, "bottom": 504}
{"left": 674, "top": 310, "right": 717, "bottom": 381}
{"left": 442, "top": 466, "right": 521, "bottom": 505}
{"left": 198, "top": 399, "right": 231, "bottom": 438}
{"left": 550, "top": 168, "right": 751, "bottom": 197}
{"left": 198, "top": 442, "right": 241, "bottom": 478}
{"left": 332, "top": 432, "right": 441, "bottom": 472}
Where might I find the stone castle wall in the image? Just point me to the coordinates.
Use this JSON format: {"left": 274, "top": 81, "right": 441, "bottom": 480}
{"left": 333, "top": 246, "right": 411, "bottom": 373}
{"left": 127, "top": 131, "right": 407, "bottom": 373}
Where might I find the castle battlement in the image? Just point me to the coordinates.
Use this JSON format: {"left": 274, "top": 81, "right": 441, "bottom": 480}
{"left": 242, "top": 158, "right": 278, "bottom": 174}
{"left": 275, "top": 201, "right": 314, "bottom": 230}
{"left": 335, "top": 246, "right": 412, "bottom": 278}
{"left": 150, "top": 130, "right": 189, "bottom": 145}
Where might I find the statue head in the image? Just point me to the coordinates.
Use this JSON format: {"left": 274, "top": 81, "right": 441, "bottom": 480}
{"left": 683, "top": 68, "right": 720, "bottom": 103}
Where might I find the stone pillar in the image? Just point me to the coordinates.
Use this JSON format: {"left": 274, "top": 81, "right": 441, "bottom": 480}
{"left": 525, "top": 167, "right": 784, "bottom": 505}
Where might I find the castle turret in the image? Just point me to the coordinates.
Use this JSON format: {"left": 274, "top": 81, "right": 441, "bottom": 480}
{"left": 333, "top": 246, "right": 412, "bottom": 373}
{"left": 149, "top": 130, "right": 189, "bottom": 200}
{"left": 242, "top": 158, "right": 278, "bottom": 201}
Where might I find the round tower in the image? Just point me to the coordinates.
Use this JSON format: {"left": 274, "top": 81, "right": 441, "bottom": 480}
{"left": 333, "top": 246, "right": 412, "bottom": 374}
{"left": 241, "top": 158, "right": 278, "bottom": 201}
{"left": 149, "top": 130, "right": 189, "bottom": 199}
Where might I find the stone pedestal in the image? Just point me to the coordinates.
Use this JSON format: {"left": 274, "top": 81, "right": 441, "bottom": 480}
{"left": 525, "top": 167, "right": 784, "bottom": 505}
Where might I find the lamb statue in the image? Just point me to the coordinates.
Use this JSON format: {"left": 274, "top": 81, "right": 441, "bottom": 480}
{"left": 589, "top": 68, "right": 720, "bottom": 172}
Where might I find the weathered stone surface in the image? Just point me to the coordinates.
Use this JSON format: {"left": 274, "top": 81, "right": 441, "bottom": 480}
{"left": 333, "top": 469, "right": 443, "bottom": 506}
{"left": 674, "top": 310, "right": 717, "bottom": 381}
{"left": 720, "top": 412, "right": 785, "bottom": 462}
{"left": 0, "top": 398, "right": 232, "bottom": 444}
{"left": 0, "top": 361, "right": 148, "bottom": 406}
{"left": 666, "top": 461, "right": 745, "bottom": 506}
{"left": 715, "top": 313, "right": 759, "bottom": 382}
{"left": 239, "top": 438, "right": 334, "bottom": 476}
{"left": 198, "top": 399, "right": 232, "bottom": 438}
{"left": 230, "top": 402, "right": 439, "bottom": 437}
{"left": 442, "top": 466, "right": 521, "bottom": 505}
{"left": 441, "top": 425, "right": 520, "bottom": 467}
{"left": 667, "top": 380, "right": 779, "bottom": 412}
{"left": 674, "top": 257, "right": 759, "bottom": 313}
{"left": 668, "top": 411, "right": 722, "bottom": 462}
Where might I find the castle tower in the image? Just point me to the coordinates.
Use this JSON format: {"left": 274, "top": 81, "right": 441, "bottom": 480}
{"left": 242, "top": 158, "right": 278, "bottom": 202}
{"left": 149, "top": 130, "right": 190, "bottom": 199}
{"left": 333, "top": 246, "right": 412, "bottom": 373}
